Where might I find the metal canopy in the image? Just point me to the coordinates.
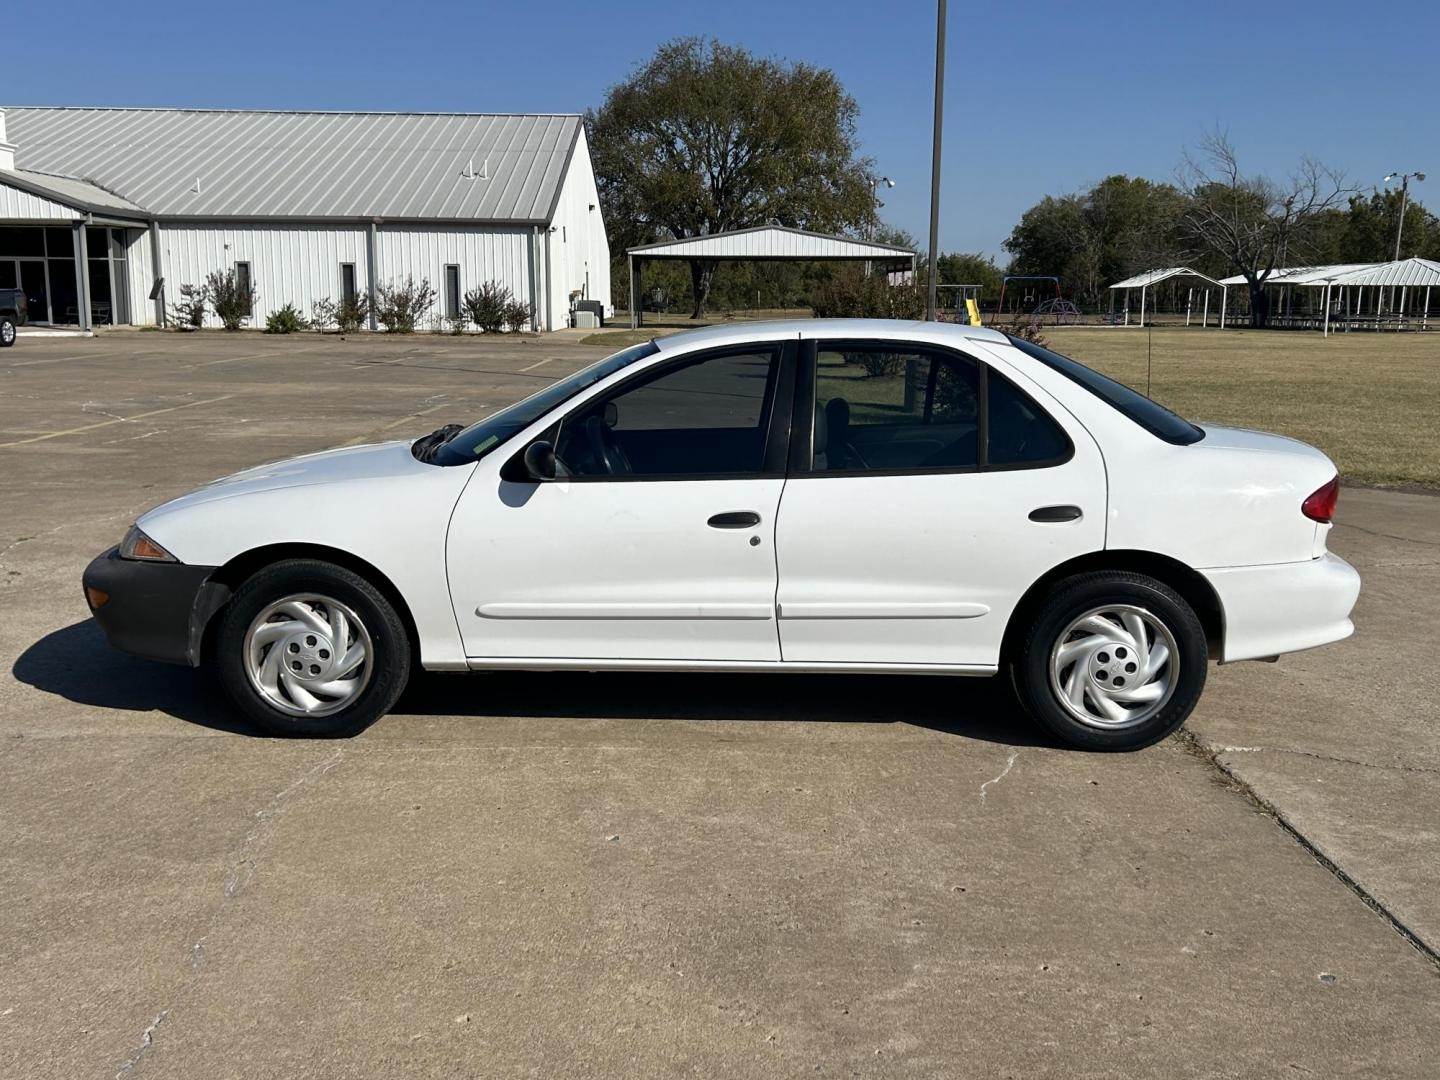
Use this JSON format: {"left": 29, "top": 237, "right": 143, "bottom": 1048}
{"left": 0, "top": 167, "right": 148, "bottom": 218}
{"left": 626, "top": 226, "right": 916, "bottom": 329}
{"left": 1108, "top": 267, "right": 1227, "bottom": 328}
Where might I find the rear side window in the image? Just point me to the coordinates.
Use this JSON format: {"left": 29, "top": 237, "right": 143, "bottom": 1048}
{"left": 811, "top": 344, "right": 1070, "bottom": 472}
{"left": 1006, "top": 336, "right": 1203, "bottom": 445}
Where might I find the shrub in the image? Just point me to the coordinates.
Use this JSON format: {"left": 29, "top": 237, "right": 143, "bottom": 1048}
{"left": 810, "top": 269, "right": 925, "bottom": 322}
{"left": 372, "top": 275, "right": 436, "bottom": 334}
{"left": 265, "top": 303, "right": 308, "bottom": 334}
{"left": 996, "top": 316, "right": 1049, "bottom": 349}
{"left": 171, "top": 283, "right": 208, "bottom": 329}
{"left": 337, "top": 294, "right": 368, "bottom": 334}
{"left": 206, "top": 269, "right": 256, "bottom": 331}
{"left": 503, "top": 297, "right": 533, "bottom": 332}
{"left": 463, "top": 281, "right": 513, "bottom": 333}
{"left": 310, "top": 296, "right": 337, "bottom": 331}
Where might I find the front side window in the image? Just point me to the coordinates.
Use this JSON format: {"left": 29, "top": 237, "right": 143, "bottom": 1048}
{"left": 556, "top": 349, "right": 780, "bottom": 478}
{"left": 812, "top": 344, "right": 1070, "bottom": 472}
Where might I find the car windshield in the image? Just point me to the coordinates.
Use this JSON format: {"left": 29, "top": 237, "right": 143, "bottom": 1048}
{"left": 432, "top": 341, "right": 661, "bottom": 466}
{"left": 1005, "top": 336, "right": 1204, "bottom": 445}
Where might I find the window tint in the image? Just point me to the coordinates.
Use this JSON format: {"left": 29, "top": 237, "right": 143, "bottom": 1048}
{"left": 557, "top": 350, "right": 779, "bottom": 478}
{"left": 1006, "top": 336, "right": 1203, "bottom": 445}
{"left": 814, "top": 348, "right": 980, "bottom": 471}
{"left": 986, "top": 369, "right": 1071, "bottom": 465}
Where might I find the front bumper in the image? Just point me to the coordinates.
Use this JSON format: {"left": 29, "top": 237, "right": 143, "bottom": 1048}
{"left": 1201, "top": 552, "right": 1361, "bottom": 663}
{"left": 82, "top": 547, "right": 229, "bottom": 666}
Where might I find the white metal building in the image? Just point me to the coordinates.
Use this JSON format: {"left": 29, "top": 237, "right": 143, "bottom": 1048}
{"left": 0, "top": 107, "right": 610, "bottom": 331}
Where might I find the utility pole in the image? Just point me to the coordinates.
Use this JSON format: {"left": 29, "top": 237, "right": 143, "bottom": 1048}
{"left": 926, "top": 0, "right": 947, "bottom": 321}
{"left": 1384, "top": 171, "right": 1426, "bottom": 260}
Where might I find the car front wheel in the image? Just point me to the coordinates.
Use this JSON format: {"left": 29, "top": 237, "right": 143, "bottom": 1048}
{"left": 215, "top": 559, "right": 411, "bottom": 737}
{"left": 0, "top": 317, "right": 16, "bottom": 347}
{"left": 1013, "top": 571, "right": 1208, "bottom": 751}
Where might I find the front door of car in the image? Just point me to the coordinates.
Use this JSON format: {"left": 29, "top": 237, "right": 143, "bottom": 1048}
{"left": 446, "top": 342, "right": 795, "bottom": 662}
{"left": 774, "top": 339, "right": 1106, "bottom": 667}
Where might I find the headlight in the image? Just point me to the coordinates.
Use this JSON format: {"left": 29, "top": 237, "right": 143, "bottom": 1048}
{"left": 119, "top": 525, "right": 177, "bottom": 563}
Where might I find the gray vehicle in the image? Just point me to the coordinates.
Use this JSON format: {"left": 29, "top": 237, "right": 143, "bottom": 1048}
{"left": 0, "top": 287, "right": 27, "bottom": 347}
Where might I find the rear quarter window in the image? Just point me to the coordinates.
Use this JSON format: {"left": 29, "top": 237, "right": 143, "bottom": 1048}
{"left": 1006, "top": 336, "right": 1204, "bottom": 445}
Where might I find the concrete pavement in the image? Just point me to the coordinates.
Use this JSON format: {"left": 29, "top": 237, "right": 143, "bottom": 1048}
{"left": 1, "top": 331, "right": 1437, "bottom": 1078}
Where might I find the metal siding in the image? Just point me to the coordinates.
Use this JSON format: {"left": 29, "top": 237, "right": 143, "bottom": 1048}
{"left": 123, "top": 227, "right": 155, "bottom": 326}
{"left": 0, "top": 179, "right": 80, "bottom": 219}
{"left": 548, "top": 128, "right": 611, "bottom": 323}
{"left": 158, "top": 222, "right": 370, "bottom": 327}
{"left": 374, "top": 226, "right": 533, "bottom": 328}
{"left": 5, "top": 108, "right": 580, "bottom": 222}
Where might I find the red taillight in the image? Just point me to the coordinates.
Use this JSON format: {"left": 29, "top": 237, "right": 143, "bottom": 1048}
{"left": 1302, "top": 476, "right": 1339, "bottom": 523}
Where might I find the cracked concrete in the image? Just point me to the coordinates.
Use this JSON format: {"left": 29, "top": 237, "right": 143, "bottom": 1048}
{"left": 1, "top": 332, "right": 1438, "bottom": 1078}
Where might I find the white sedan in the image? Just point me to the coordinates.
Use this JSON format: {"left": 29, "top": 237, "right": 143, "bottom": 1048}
{"left": 83, "top": 320, "right": 1360, "bottom": 750}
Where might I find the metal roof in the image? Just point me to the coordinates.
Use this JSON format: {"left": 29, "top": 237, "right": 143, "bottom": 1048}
{"left": 1319, "top": 258, "right": 1440, "bottom": 288}
{"left": 0, "top": 167, "right": 147, "bottom": 216}
{"left": 1217, "top": 264, "right": 1380, "bottom": 286}
{"left": 2, "top": 107, "right": 582, "bottom": 222}
{"left": 629, "top": 226, "right": 914, "bottom": 260}
{"left": 1109, "top": 267, "right": 1227, "bottom": 290}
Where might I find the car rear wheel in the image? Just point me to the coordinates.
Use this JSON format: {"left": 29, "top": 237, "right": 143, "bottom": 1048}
{"left": 216, "top": 560, "right": 410, "bottom": 737}
{"left": 0, "top": 317, "right": 16, "bottom": 347}
{"left": 1013, "top": 571, "right": 1207, "bottom": 751}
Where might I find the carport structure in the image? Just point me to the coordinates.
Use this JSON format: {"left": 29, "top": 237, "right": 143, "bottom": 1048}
{"left": 1108, "top": 267, "right": 1228, "bottom": 328}
{"left": 626, "top": 226, "right": 916, "bottom": 329}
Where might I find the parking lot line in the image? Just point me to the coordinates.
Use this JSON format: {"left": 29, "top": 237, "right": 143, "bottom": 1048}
{"left": 0, "top": 395, "right": 235, "bottom": 448}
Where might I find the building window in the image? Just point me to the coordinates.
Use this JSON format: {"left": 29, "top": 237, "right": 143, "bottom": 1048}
{"left": 234, "top": 261, "right": 253, "bottom": 317}
{"left": 444, "top": 264, "right": 461, "bottom": 319}
{"left": 340, "top": 263, "right": 357, "bottom": 306}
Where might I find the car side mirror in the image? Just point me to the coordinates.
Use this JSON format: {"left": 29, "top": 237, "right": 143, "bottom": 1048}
{"left": 522, "top": 440, "right": 557, "bottom": 481}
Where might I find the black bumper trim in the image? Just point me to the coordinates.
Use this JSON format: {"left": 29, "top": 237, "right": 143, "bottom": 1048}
{"left": 83, "top": 547, "right": 229, "bottom": 666}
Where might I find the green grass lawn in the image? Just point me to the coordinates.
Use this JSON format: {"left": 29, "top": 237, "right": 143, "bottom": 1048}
{"left": 582, "top": 320, "right": 1440, "bottom": 489}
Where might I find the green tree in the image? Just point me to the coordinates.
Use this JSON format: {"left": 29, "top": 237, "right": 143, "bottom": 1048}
{"left": 587, "top": 37, "right": 873, "bottom": 318}
{"left": 1003, "top": 176, "right": 1187, "bottom": 308}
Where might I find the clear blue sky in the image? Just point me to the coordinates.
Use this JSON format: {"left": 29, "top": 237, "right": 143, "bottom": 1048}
{"left": 5, "top": 0, "right": 1436, "bottom": 258}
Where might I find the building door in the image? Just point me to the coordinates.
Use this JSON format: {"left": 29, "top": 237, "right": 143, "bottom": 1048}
{"left": 18, "top": 259, "right": 49, "bottom": 324}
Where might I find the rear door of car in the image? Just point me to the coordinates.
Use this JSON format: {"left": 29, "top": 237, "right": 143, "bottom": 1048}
{"left": 773, "top": 336, "right": 1107, "bottom": 668}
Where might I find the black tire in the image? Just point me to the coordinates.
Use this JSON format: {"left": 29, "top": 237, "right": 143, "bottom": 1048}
{"left": 0, "top": 317, "right": 16, "bottom": 348}
{"left": 215, "top": 559, "right": 410, "bottom": 737}
{"left": 1012, "top": 571, "right": 1207, "bottom": 752}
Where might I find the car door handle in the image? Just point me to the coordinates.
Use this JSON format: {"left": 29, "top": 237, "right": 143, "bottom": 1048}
{"left": 708, "top": 511, "right": 761, "bottom": 529}
{"left": 1029, "top": 504, "right": 1083, "bottom": 523}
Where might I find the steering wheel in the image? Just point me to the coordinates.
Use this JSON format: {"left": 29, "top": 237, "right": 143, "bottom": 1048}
{"left": 584, "top": 413, "right": 632, "bottom": 476}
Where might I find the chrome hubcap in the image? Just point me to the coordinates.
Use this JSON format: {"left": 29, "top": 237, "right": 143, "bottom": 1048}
{"left": 243, "top": 594, "right": 372, "bottom": 717}
{"left": 1, "top": 323, "right": 13, "bottom": 344}
{"left": 1049, "top": 604, "right": 1178, "bottom": 729}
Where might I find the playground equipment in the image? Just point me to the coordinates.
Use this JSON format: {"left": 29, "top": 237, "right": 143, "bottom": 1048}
{"left": 994, "top": 275, "right": 1063, "bottom": 320}
{"left": 1031, "top": 297, "right": 1083, "bottom": 325}
{"left": 935, "top": 284, "right": 984, "bottom": 324}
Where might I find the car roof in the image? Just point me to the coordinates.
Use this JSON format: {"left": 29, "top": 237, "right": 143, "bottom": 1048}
{"left": 650, "top": 318, "right": 1011, "bottom": 353}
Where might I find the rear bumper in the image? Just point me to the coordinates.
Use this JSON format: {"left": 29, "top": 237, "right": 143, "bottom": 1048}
{"left": 82, "top": 547, "right": 229, "bottom": 666}
{"left": 1201, "top": 553, "right": 1361, "bottom": 663}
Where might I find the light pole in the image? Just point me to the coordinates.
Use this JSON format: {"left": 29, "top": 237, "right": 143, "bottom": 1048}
{"left": 1383, "top": 171, "right": 1426, "bottom": 260}
{"left": 927, "top": 0, "right": 947, "bottom": 321}
{"left": 868, "top": 175, "right": 895, "bottom": 240}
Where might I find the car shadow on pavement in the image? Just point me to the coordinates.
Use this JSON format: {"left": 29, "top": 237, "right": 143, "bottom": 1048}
{"left": 14, "top": 620, "right": 1049, "bottom": 747}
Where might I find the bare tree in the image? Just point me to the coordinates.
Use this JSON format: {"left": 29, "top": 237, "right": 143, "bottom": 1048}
{"left": 1178, "top": 131, "right": 1349, "bottom": 326}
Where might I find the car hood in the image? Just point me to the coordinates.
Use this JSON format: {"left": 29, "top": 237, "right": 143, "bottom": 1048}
{"left": 141, "top": 439, "right": 436, "bottom": 517}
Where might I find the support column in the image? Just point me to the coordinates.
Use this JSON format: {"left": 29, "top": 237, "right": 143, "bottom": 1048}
{"left": 1219, "top": 287, "right": 1227, "bottom": 329}
{"left": 1185, "top": 286, "right": 1193, "bottom": 326}
{"left": 629, "top": 254, "right": 640, "bottom": 330}
{"left": 528, "top": 227, "right": 541, "bottom": 332}
{"left": 1323, "top": 282, "right": 1332, "bottom": 337}
{"left": 1139, "top": 284, "right": 1147, "bottom": 327}
{"left": 149, "top": 221, "right": 165, "bottom": 326}
{"left": 1202, "top": 289, "right": 1209, "bottom": 328}
{"left": 366, "top": 220, "right": 379, "bottom": 331}
{"left": 72, "top": 221, "right": 92, "bottom": 333}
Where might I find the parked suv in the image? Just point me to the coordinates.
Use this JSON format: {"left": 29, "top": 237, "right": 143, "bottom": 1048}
{"left": 0, "top": 287, "right": 27, "bottom": 347}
